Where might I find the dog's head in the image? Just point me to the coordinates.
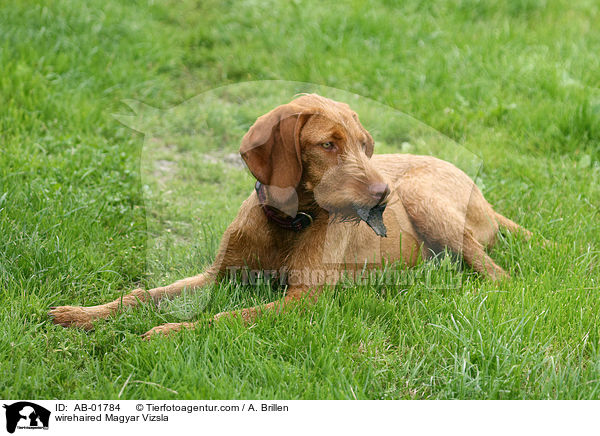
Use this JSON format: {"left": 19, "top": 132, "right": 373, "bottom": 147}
{"left": 240, "top": 94, "right": 390, "bottom": 237}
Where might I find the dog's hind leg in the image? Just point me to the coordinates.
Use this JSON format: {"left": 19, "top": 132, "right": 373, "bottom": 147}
{"left": 462, "top": 231, "right": 509, "bottom": 281}
{"left": 494, "top": 211, "right": 532, "bottom": 239}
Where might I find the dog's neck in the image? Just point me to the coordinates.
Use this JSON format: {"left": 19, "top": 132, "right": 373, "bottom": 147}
{"left": 255, "top": 181, "right": 320, "bottom": 232}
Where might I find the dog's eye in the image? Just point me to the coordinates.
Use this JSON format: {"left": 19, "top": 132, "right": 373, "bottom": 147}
{"left": 321, "top": 142, "right": 334, "bottom": 150}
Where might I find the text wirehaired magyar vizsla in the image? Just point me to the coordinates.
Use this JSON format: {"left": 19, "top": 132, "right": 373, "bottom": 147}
{"left": 50, "top": 94, "right": 531, "bottom": 338}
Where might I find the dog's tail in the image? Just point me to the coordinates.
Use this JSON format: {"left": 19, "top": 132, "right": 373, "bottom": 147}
{"left": 494, "top": 212, "right": 533, "bottom": 239}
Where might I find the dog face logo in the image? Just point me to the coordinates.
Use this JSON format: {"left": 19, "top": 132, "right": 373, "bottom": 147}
{"left": 2, "top": 402, "right": 50, "bottom": 434}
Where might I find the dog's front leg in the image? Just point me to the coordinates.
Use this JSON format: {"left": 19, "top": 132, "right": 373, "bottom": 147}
{"left": 204, "top": 259, "right": 341, "bottom": 327}
{"left": 141, "top": 285, "right": 318, "bottom": 339}
{"left": 50, "top": 271, "right": 216, "bottom": 329}
{"left": 191, "top": 236, "right": 340, "bottom": 332}
{"left": 50, "top": 195, "right": 277, "bottom": 331}
{"left": 212, "top": 284, "right": 321, "bottom": 322}
{"left": 143, "top": 261, "right": 339, "bottom": 339}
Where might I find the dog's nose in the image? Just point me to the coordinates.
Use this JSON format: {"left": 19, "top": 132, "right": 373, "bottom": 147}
{"left": 368, "top": 183, "right": 390, "bottom": 203}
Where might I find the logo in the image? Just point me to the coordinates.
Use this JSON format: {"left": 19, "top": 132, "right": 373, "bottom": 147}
{"left": 2, "top": 402, "right": 50, "bottom": 434}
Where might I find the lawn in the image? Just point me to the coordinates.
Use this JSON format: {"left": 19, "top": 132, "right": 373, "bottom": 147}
{"left": 1, "top": 0, "right": 599, "bottom": 399}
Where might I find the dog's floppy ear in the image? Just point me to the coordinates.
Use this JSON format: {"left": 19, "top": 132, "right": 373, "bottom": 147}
{"left": 240, "top": 103, "right": 310, "bottom": 208}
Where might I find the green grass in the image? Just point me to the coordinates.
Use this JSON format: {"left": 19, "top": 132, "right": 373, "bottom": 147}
{"left": 1, "top": 0, "right": 599, "bottom": 399}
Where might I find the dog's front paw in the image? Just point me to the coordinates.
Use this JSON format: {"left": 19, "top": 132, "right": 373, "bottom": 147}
{"left": 141, "top": 322, "right": 194, "bottom": 340}
{"left": 49, "top": 306, "right": 96, "bottom": 330}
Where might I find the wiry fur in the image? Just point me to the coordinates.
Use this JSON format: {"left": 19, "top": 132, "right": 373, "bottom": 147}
{"left": 49, "top": 94, "right": 531, "bottom": 338}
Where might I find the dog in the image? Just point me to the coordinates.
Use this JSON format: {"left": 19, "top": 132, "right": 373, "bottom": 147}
{"left": 49, "top": 94, "right": 531, "bottom": 338}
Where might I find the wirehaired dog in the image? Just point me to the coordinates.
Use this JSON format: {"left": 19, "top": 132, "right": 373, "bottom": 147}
{"left": 50, "top": 94, "right": 531, "bottom": 338}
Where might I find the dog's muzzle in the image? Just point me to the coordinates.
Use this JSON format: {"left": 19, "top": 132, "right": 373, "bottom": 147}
{"left": 355, "top": 203, "right": 388, "bottom": 237}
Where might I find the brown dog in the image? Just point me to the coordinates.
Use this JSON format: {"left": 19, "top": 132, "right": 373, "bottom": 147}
{"left": 50, "top": 94, "right": 531, "bottom": 338}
